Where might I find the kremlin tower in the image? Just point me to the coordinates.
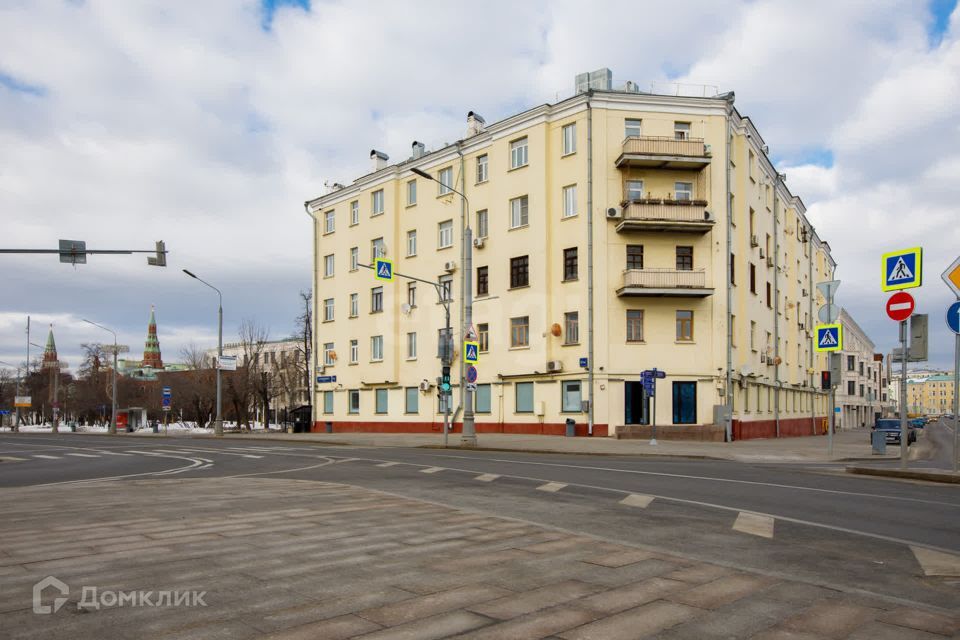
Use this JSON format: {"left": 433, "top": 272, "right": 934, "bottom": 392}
{"left": 42, "top": 325, "right": 58, "bottom": 369}
{"left": 141, "top": 306, "right": 164, "bottom": 370}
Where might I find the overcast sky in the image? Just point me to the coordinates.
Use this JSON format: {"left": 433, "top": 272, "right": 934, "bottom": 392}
{"left": 2, "top": 0, "right": 959, "bottom": 375}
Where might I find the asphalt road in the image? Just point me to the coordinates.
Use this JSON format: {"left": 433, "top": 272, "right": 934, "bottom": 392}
{"left": 2, "top": 432, "right": 958, "bottom": 609}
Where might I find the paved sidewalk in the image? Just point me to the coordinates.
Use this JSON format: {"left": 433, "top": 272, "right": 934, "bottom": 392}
{"left": 1, "top": 478, "right": 956, "bottom": 639}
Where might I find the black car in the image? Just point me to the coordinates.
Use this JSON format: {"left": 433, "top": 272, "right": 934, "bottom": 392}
{"left": 872, "top": 418, "right": 916, "bottom": 445}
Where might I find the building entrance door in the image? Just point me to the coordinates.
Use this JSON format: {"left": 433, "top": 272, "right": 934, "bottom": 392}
{"left": 624, "top": 382, "right": 649, "bottom": 425}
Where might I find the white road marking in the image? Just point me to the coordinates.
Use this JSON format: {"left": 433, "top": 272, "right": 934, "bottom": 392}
{"left": 620, "top": 494, "right": 654, "bottom": 508}
{"left": 376, "top": 462, "right": 399, "bottom": 468}
{"left": 32, "top": 455, "right": 62, "bottom": 460}
{"left": 94, "top": 450, "right": 132, "bottom": 456}
{"left": 911, "top": 546, "right": 960, "bottom": 576}
{"left": 475, "top": 473, "right": 500, "bottom": 482}
{"left": 65, "top": 453, "right": 99, "bottom": 458}
{"left": 0, "top": 456, "right": 27, "bottom": 462}
{"left": 537, "top": 482, "right": 567, "bottom": 492}
{"left": 733, "top": 512, "right": 775, "bottom": 539}
{"left": 420, "top": 467, "right": 444, "bottom": 474}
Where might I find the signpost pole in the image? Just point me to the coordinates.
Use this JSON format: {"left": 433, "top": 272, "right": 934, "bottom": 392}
{"left": 954, "top": 312, "right": 959, "bottom": 474}
{"left": 900, "top": 319, "right": 909, "bottom": 470}
{"left": 651, "top": 385, "right": 657, "bottom": 446}
{"left": 827, "top": 287, "right": 835, "bottom": 459}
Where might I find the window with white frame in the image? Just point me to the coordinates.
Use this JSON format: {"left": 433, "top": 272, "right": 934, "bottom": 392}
{"left": 349, "top": 339, "right": 358, "bottom": 364}
{"left": 476, "top": 154, "right": 488, "bottom": 183}
{"left": 371, "top": 237, "right": 384, "bottom": 260}
{"left": 510, "top": 137, "right": 528, "bottom": 169}
{"left": 349, "top": 293, "right": 358, "bottom": 317}
{"left": 515, "top": 382, "right": 534, "bottom": 412}
{"left": 438, "top": 220, "right": 453, "bottom": 249}
{"left": 564, "top": 311, "right": 579, "bottom": 344}
{"left": 562, "top": 380, "right": 582, "bottom": 412}
{"left": 405, "top": 387, "right": 418, "bottom": 414}
{"left": 324, "top": 210, "right": 335, "bottom": 234}
{"left": 323, "top": 298, "right": 334, "bottom": 322}
{"left": 562, "top": 184, "right": 577, "bottom": 218}
{"left": 509, "top": 195, "right": 529, "bottom": 229}
{"left": 350, "top": 200, "right": 359, "bottom": 225}
{"left": 439, "top": 274, "right": 453, "bottom": 301}
{"left": 475, "top": 384, "right": 491, "bottom": 413}
{"left": 323, "top": 342, "right": 335, "bottom": 366}
{"left": 562, "top": 123, "right": 576, "bottom": 155}
{"left": 348, "top": 389, "right": 359, "bottom": 414}
{"left": 406, "top": 332, "right": 417, "bottom": 359}
{"left": 438, "top": 167, "right": 453, "bottom": 195}
{"left": 625, "top": 180, "right": 644, "bottom": 201}
{"left": 323, "top": 254, "right": 334, "bottom": 277}
{"left": 674, "top": 182, "right": 693, "bottom": 201}
{"left": 349, "top": 247, "right": 358, "bottom": 271}
{"left": 375, "top": 388, "right": 388, "bottom": 414}
{"left": 407, "top": 282, "right": 416, "bottom": 307}
{"left": 674, "top": 122, "right": 690, "bottom": 140}
{"left": 323, "top": 391, "right": 333, "bottom": 414}
{"left": 371, "top": 189, "right": 384, "bottom": 215}
{"left": 478, "top": 322, "right": 489, "bottom": 352}
{"left": 371, "top": 286, "right": 383, "bottom": 313}
{"left": 406, "top": 230, "right": 417, "bottom": 257}
{"left": 625, "top": 118, "right": 642, "bottom": 138}
{"left": 371, "top": 335, "right": 383, "bottom": 361}
{"left": 406, "top": 179, "right": 417, "bottom": 206}
{"left": 476, "top": 209, "right": 488, "bottom": 238}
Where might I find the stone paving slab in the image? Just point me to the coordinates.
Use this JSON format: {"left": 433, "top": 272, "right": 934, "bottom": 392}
{"left": 0, "top": 477, "right": 956, "bottom": 640}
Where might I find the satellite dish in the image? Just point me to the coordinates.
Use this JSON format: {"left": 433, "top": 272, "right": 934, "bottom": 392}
{"left": 401, "top": 303, "right": 411, "bottom": 315}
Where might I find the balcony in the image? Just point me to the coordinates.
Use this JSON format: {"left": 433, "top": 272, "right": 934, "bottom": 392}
{"left": 616, "top": 269, "right": 714, "bottom": 297}
{"left": 615, "top": 136, "right": 712, "bottom": 170}
{"left": 615, "top": 199, "right": 714, "bottom": 233}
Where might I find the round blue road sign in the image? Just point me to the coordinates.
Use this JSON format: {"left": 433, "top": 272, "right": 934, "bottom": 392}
{"left": 947, "top": 301, "right": 960, "bottom": 334}
{"left": 466, "top": 365, "right": 478, "bottom": 383}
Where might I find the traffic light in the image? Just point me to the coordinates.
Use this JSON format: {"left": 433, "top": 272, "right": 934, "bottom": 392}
{"left": 821, "top": 371, "right": 831, "bottom": 390}
{"left": 148, "top": 240, "right": 167, "bottom": 267}
{"left": 440, "top": 366, "right": 451, "bottom": 394}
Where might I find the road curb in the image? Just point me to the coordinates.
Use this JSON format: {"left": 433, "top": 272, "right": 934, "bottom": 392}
{"left": 845, "top": 466, "right": 960, "bottom": 484}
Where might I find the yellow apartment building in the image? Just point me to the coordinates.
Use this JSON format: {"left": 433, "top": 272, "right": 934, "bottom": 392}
{"left": 305, "top": 69, "right": 836, "bottom": 440}
{"left": 907, "top": 375, "right": 956, "bottom": 415}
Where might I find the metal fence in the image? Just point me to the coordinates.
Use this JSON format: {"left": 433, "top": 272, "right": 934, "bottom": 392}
{"left": 622, "top": 268, "right": 707, "bottom": 289}
{"left": 622, "top": 201, "right": 710, "bottom": 223}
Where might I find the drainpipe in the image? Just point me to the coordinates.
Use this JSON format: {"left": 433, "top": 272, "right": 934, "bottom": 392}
{"left": 773, "top": 178, "right": 781, "bottom": 438}
{"left": 303, "top": 201, "right": 318, "bottom": 430}
{"left": 724, "top": 110, "right": 734, "bottom": 442}
{"left": 586, "top": 92, "right": 595, "bottom": 436}
{"left": 808, "top": 224, "right": 815, "bottom": 433}
{"left": 456, "top": 142, "right": 466, "bottom": 430}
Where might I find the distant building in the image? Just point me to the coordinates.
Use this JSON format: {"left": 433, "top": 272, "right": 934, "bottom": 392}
{"left": 118, "top": 307, "right": 189, "bottom": 379}
{"left": 907, "top": 374, "right": 956, "bottom": 415}
{"left": 207, "top": 339, "right": 309, "bottom": 422}
{"left": 835, "top": 309, "right": 888, "bottom": 429}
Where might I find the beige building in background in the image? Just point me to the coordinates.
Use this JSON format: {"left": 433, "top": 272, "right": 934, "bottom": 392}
{"left": 907, "top": 374, "right": 956, "bottom": 415}
{"left": 834, "top": 308, "right": 889, "bottom": 429}
{"left": 305, "top": 69, "right": 836, "bottom": 439}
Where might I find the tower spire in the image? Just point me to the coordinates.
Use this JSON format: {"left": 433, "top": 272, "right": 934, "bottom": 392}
{"left": 142, "top": 305, "right": 164, "bottom": 369}
{"left": 42, "top": 324, "right": 58, "bottom": 367}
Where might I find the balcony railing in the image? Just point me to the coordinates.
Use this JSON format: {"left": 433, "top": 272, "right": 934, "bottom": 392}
{"left": 617, "top": 268, "right": 713, "bottom": 297}
{"left": 616, "top": 199, "right": 714, "bottom": 233}
{"left": 616, "top": 136, "right": 712, "bottom": 169}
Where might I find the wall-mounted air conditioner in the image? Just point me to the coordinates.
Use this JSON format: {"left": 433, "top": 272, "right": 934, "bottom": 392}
{"left": 443, "top": 261, "right": 457, "bottom": 273}
{"left": 546, "top": 360, "right": 563, "bottom": 373}
{"left": 473, "top": 237, "right": 484, "bottom": 249}
{"left": 606, "top": 207, "right": 622, "bottom": 220}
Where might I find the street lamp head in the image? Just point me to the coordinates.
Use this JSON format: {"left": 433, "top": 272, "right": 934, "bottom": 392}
{"left": 183, "top": 269, "right": 197, "bottom": 279}
{"left": 411, "top": 167, "right": 433, "bottom": 181}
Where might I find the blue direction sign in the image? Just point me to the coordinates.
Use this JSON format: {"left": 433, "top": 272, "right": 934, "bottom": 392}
{"left": 815, "top": 324, "right": 843, "bottom": 352}
{"left": 463, "top": 341, "right": 479, "bottom": 364}
{"left": 579, "top": 357, "right": 588, "bottom": 368}
{"left": 374, "top": 258, "right": 394, "bottom": 281}
{"left": 881, "top": 247, "right": 922, "bottom": 292}
{"left": 642, "top": 368, "right": 667, "bottom": 379}
{"left": 316, "top": 375, "right": 337, "bottom": 383}
{"left": 466, "top": 365, "right": 478, "bottom": 384}
{"left": 643, "top": 380, "right": 656, "bottom": 397}
{"left": 947, "top": 301, "right": 960, "bottom": 335}
{"left": 162, "top": 386, "right": 172, "bottom": 398}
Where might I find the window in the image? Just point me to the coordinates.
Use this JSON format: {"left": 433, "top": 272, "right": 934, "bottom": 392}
{"left": 371, "top": 335, "right": 383, "bottom": 361}
{"left": 676, "top": 310, "right": 694, "bottom": 341}
{"left": 848, "top": 381, "right": 856, "bottom": 395}
{"left": 350, "top": 200, "right": 359, "bottom": 226}
{"left": 562, "top": 184, "right": 577, "bottom": 217}
{"left": 674, "top": 182, "right": 693, "bottom": 201}
{"left": 750, "top": 321, "right": 757, "bottom": 350}
{"left": 562, "top": 123, "right": 576, "bottom": 155}
{"left": 674, "top": 122, "right": 690, "bottom": 141}
{"left": 371, "top": 237, "right": 384, "bottom": 260}
{"left": 748, "top": 150, "right": 755, "bottom": 180}
{"left": 350, "top": 247, "right": 358, "bottom": 271}
{"left": 625, "top": 180, "right": 644, "bottom": 201}
{"left": 749, "top": 263, "right": 757, "bottom": 294}
{"left": 730, "top": 253, "right": 736, "bottom": 284}
{"left": 349, "top": 339, "right": 358, "bottom": 364}
{"left": 515, "top": 382, "right": 534, "bottom": 412}
{"left": 375, "top": 388, "right": 388, "bottom": 414}
{"left": 625, "top": 118, "right": 642, "bottom": 138}
{"left": 323, "top": 391, "right": 333, "bottom": 414}
{"left": 676, "top": 246, "right": 693, "bottom": 271}
{"left": 475, "top": 384, "right": 491, "bottom": 413}
{"left": 406, "top": 230, "right": 417, "bottom": 257}
{"left": 323, "top": 298, "right": 334, "bottom": 322}
{"left": 406, "top": 332, "right": 417, "bottom": 359}
{"left": 371, "top": 286, "right": 383, "bottom": 313}
{"left": 476, "top": 209, "right": 488, "bottom": 238}
{"left": 348, "top": 390, "right": 359, "bottom": 414}
{"left": 349, "top": 293, "right": 358, "bottom": 317}
{"left": 405, "top": 387, "right": 418, "bottom": 414}
{"left": 510, "top": 196, "right": 529, "bottom": 229}
{"left": 438, "top": 167, "right": 453, "bottom": 195}
{"left": 859, "top": 362, "right": 864, "bottom": 376}
{"left": 407, "top": 282, "right": 416, "bottom": 307}
{"left": 439, "top": 275, "right": 453, "bottom": 301}
{"left": 438, "top": 220, "right": 453, "bottom": 249}
{"left": 626, "top": 310, "right": 644, "bottom": 342}
{"left": 478, "top": 323, "right": 489, "bottom": 352}
{"left": 324, "top": 209, "right": 335, "bottom": 234}
{"left": 564, "top": 311, "right": 579, "bottom": 345}
{"left": 626, "top": 245, "right": 644, "bottom": 270}
{"left": 562, "top": 381, "right": 582, "bottom": 412}
{"left": 766, "top": 282, "right": 772, "bottom": 308}
{"left": 371, "top": 189, "right": 384, "bottom": 215}
{"left": 672, "top": 381, "right": 697, "bottom": 424}
{"left": 406, "top": 179, "right": 417, "bottom": 206}
{"left": 323, "top": 342, "right": 335, "bottom": 366}
{"left": 324, "top": 254, "right": 334, "bottom": 278}
{"left": 477, "top": 266, "right": 489, "bottom": 296}
{"left": 476, "top": 154, "right": 488, "bottom": 183}
{"left": 563, "top": 247, "right": 578, "bottom": 281}
{"left": 510, "top": 255, "right": 529, "bottom": 288}
{"left": 510, "top": 316, "right": 529, "bottom": 347}
{"left": 510, "top": 137, "right": 528, "bottom": 169}
{"left": 749, "top": 207, "right": 756, "bottom": 238}
{"left": 847, "top": 355, "right": 855, "bottom": 371}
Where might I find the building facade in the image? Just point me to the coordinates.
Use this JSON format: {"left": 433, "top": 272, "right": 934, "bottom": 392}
{"left": 209, "top": 339, "right": 310, "bottom": 421}
{"left": 834, "top": 309, "right": 887, "bottom": 429}
{"left": 306, "top": 70, "right": 836, "bottom": 439}
{"left": 907, "top": 374, "right": 956, "bottom": 415}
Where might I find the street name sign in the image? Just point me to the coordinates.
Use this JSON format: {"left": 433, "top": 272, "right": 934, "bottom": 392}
{"left": 947, "top": 302, "right": 960, "bottom": 335}
{"left": 316, "top": 375, "right": 337, "bottom": 383}
{"left": 885, "top": 291, "right": 915, "bottom": 322}
{"left": 162, "top": 386, "right": 172, "bottom": 398}
{"left": 579, "top": 357, "right": 588, "bottom": 368}
{"left": 815, "top": 324, "right": 843, "bottom": 352}
{"left": 881, "top": 247, "right": 922, "bottom": 292}
{"left": 374, "top": 258, "right": 394, "bottom": 281}
{"left": 463, "top": 341, "right": 479, "bottom": 364}
{"left": 942, "top": 255, "right": 960, "bottom": 298}
{"left": 217, "top": 355, "right": 237, "bottom": 371}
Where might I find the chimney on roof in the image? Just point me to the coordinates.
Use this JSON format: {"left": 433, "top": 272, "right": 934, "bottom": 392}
{"left": 411, "top": 141, "right": 425, "bottom": 159}
{"left": 370, "top": 149, "right": 388, "bottom": 171}
{"left": 466, "top": 111, "right": 486, "bottom": 137}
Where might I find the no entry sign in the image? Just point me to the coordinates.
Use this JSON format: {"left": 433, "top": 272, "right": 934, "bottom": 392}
{"left": 886, "top": 291, "right": 915, "bottom": 322}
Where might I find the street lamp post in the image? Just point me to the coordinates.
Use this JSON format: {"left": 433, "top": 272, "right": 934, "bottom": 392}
{"left": 183, "top": 269, "right": 223, "bottom": 437}
{"left": 411, "top": 167, "right": 477, "bottom": 448}
{"left": 82, "top": 319, "right": 120, "bottom": 435}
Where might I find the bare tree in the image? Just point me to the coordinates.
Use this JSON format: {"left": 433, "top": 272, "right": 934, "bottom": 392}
{"left": 295, "top": 290, "right": 312, "bottom": 409}
{"left": 169, "top": 343, "right": 216, "bottom": 428}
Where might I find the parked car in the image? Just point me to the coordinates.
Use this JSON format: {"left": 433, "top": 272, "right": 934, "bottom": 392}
{"left": 872, "top": 418, "right": 916, "bottom": 445}
{"left": 910, "top": 417, "right": 927, "bottom": 429}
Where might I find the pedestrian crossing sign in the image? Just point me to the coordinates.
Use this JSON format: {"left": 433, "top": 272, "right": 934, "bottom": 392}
{"left": 463, "top": 341, "right": 479, "bottom": 364}
{"left": 374, "top": 258, "right": 394, "bottom": 281}
{"left": 881, "top": 247, "right": 922, "bottom": 292}
{"left": 815, "top": 324, "right": 843, "bottom": 352}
